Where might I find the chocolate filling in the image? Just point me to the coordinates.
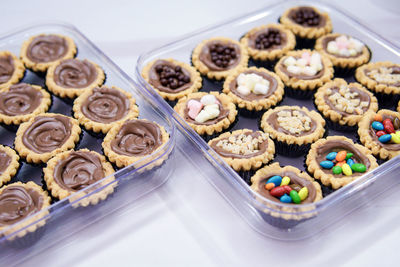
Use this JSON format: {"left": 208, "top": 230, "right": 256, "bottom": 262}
{"left": 288, "top": 6, "right": 326, "bottom": 28}
{"left": 149, "top": 60, "right": 192, "bottom": 93}
{"left": 257, "top": 171, "right": 316, "bottom": 204}
{"left": 266, "top": 109, "right": 317, "bottom": 137}
{"left": 0, "top": 83, "right": 43, "bottom": 116}
{"left": 322, "top": 36, "right": 363, "bottom": 58}
{"left": 323, "top": 86, "right": 370, "bottom": 117}
{"left": 22, "top": 115, "right": 72, "bottom": 154}
{"left": 0, "top": 54, "right": 14, "bottom": 84}
{"left": 209, "top": 131, "right": 268, "bottom": 159}
{"left": 184, "top": 97, "right": 229, "bottom": 125}
{"left": 364, "top": 67, "right": 400, "bottom": 87}
{"left": 370, "top": 114, "right": 400, "bottom": 151}
{"left": 229, "top": 70, "right": 278, "bottom": 101}
{"left": 247, "top": 28, "right": 287, "bottom": 51}
{"left": 110, "top": 120, "right": 163, "bottom": 157}
{"left": 279, "top": 58, "right": 325, "bottom": 80}
{"left": 0, "top": 150, "right": 11, "bottom": 176}
{"left": 81, "top": 87, "right": 129, "bottom": 123}
{"left": 199, "top": 40, "right": 241, "bottom": 71}
{"left": 0, "top": 185, "right": 44, "bottom": 226}
{"left": 53, "top": 151, "right": 105, "bottom": 191}
{"left": 54, "top": 59, "right": 97, "bottom": 88}
{"left": 26, "top": 35, "right": 68, "bottom": 63}
{"left": 315, "top": 140, "right": 371, "bottom": 178}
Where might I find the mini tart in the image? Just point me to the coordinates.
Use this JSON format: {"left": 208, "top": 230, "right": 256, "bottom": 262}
{"left": 174, "top": 91, "right": 237, "bottom": 136}
{"left": 315, "top": 33, "right": 370, "bottom": 69}
{"left": 274, "top": 49, "right": 333, "bottom": 90}
{"left": 306, "top": 136, "right": 378, "bottom": 189}
{"left": 223, "top": 67, "right": 284, "bottom": 111}
{"left": 358, "top": 110, "right": 400, "bottom": 160}
{"left": 0, "top": 83, "right": 51, "bottom": 125}
{"left": 141, "top": 58, "right": 202, "bottom": 101}
{"left": 240, "top": 24, "right": 296, "bottom": 61}
{"left": 191, "top": 37, "right": 249, "bottom": 80}
{"left": 0, "top": 51, "right": 25, "bottom": 89}
{"left": 14, "top": 113, "right": 81, "bottom": 164}
{"left": 73, "top": 86, "right": 139, "bottom": 134}
{"left": 280, "top": 6, "right": 332, "bottom": 39}
{"left": 315, "top": 78, "right": 378, "bottom": 127}
{"left": 208, "top": 129, "right": 275, "bottom": 171}
{"left": 0, "top": 145, "right": 19, "bottom": 187}
{"left": 20, "top": 34, "right": 76, "bottom": 72}
{"left": 102, "top": 118, "right": 170, "bottom": 168}
{"left": 260, "top": 105, "right": 326, "bottom": 146}
{"left": 250, "top": 163, "right": 322, "bottom": 220}
{"left": 46, "top": 58, "right": 105, "bottom": 98}
{"left": 355, "top": 62, "right": 400, "bottom": 95}
{"left": 43, "top": 149, "right": 115, "bottom": 207}
{"left": 0, "top": 181, "right": 51, "bottom": 239}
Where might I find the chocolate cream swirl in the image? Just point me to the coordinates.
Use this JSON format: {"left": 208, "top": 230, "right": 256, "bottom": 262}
{"left": 0, "top": 54, "right": 14, "bottom": 84}
{"left": 0, "top": 83, "right": 42, "bottom": 116}
{"left": 54, "top": 59, "right": 97, "bottom": 88}
{"left": 0, "top": 150, "right": 11, "bottom": 175}
{"left": 26, "top": 34, "right": 68, "bottom": 63}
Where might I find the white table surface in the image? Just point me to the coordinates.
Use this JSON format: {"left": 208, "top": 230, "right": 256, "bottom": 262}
{"left": 2, "top": 0, "right": 400, "bottom": 266}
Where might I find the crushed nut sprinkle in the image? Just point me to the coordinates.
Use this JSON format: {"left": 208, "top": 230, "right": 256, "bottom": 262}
{"left": 216, "top": 133, "right": 268, "bottom": 155}
{"left": 326, "top": 85, "right": 369, "bottom": 114}
{"left": 276, "top": 110, "right": 312, "bottom": 135}
{"left": 368, "top": 67, "right": 400, "bottom": 85}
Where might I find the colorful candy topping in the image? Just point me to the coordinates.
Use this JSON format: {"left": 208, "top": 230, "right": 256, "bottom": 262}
{"left": 187, "top": 94, "right": 221, "bottom": 123}
{"left": 264, "top": 175, "right": 309, "bottom": 204}
{"left": 367, "top": 67, "right": 400, "bottom": 85}
{"left": 236, "top": 73, "right": 270, "bottom": 96}
{"left": 276, "top": 109, "right": 312, "bottom": 135}
{"left": 283, "top": 51, "right": 323, "bottom": 76}
{"left": 319, "top": 150, "right": 367, "bottom": 176}
{"left": 215, "top": 132, "right": 268, "bottom": 155}
{"left": 326, "top": 85, "right": 369, "bottom": 115}
{"left": 326, "top": 35, "right": 364, "bottom": 57}
{"left": 370, "top": 115, "right": 400, "bottom": 144}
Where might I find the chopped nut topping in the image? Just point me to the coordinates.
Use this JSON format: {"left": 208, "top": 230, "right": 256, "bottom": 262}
{"left": 368, "top": 67, "right": 400, "bottom": 85}
{"left": 327, "top": 85, "right": 369, "bottom": 114}
{"left": 276, "top": 110, "right": 312, "bottom": 134}
{"left": 216, "top": 133, "right": 268, "bottom": 155}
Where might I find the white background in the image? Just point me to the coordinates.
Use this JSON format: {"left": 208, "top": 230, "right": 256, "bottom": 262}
{"left": 2, "top": 0, "right": 400, "bottom": 266}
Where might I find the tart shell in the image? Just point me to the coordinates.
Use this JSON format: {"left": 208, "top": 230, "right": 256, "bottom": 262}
{"left": 0, "top": 145, "right": 20, "bottom": 187}
{"left": 0, "top": 51, "right": 25, "bottom": 90}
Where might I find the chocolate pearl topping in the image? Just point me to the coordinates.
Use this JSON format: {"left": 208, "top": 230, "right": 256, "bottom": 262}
{"left": 255, "top": 29, "right": 282, "bottom": 50}
{"left": 292, "top": 7, "right": 321, "bottom": 26}
{"left": 155, "top": 64, "right": 190, "bottom": 90}
{"left": 209, "top": 43, "right": 237, "bottom": 68}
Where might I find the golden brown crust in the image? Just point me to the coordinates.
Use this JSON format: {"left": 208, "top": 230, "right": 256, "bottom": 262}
{"left": 46, "top": 59, "right": 105, "bottom": 98}
{"left": 0, "top": 84, "right": 51, "bottom": 125}
{"left": 0, "top": 181, "right": 51, "bottom": 239}
{"left": 315, "top": 33, "right": 370, "bottom": 69}
{"left": 102, "top": 119, "right": 170, "bottom": 168}
{"left": 315, "top": 78, "right": 378, "bottom": 126}
{"left": 174, "top": 91, "right": 238, "bottom": 136}
{"left": 43, "top": 149, "right": 115, "bottom": 207}
{"left": 73, "top": 86, "right": 139, "bottom": 134}
{"left": 250, "top": 162, "right": 323, "bottom": 220}
{"left": 358, "top": 109, "right": 400, "bottom": 160}
{"left": 191, "top": 37, "right": 249, "bottom": 80}
{"left": 240, "top": 24, "right": 296, "bottom": 61}
{"left": 280, "top": 6, "right": 332, "bottom": 39}
{"left": 141, "top": 58, "right": 202, "bottom": 101}
{"left": 222, "top": 67, "right": 284, "bottom": 111}
{"left": 207, "top": 129, "right": 275, "bottom": 171}
{"left": 0, "top": 145, "right": 19, "bottom": 187}
{"left": 306, "top": 136, "right": 378, "bottom": 189}
{"left": 274, "top": 49, "right": 334, "bottom": 90}
{"left": 260, "top": 105, "right": 326, "bottom": 145}
{"left": 355, "top": 61, "right": 400, "bottom": 94}
{"left": 0, "top": 51, "right": 25, "bottom": 89}
{"left": 14, "top": 113, "right": 81, "bottom": 164}
{"left": 20, "top": 34, "right": 76, "bottom": 72}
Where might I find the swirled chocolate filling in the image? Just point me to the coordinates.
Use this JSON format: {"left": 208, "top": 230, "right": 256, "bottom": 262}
{"left": 0, "top": 150, "right": 11, "bottom": 176}
{"left": 53, "top": 151, "right": 105, "bottom": 191}
{"left": 149, "top": 60, "right": 192, "bottom": 93}
{"left": 111, "top": 120, "right": 163, "bottom": 156}
{"left": 54, "top": 59, "right": 97, "bottom": 88}
{"left": 22, "top": 115, "right": 72, "bottom": 154}
{"left": 0, "top": 185, "right": 44, "bottom": 226}
{"left": 0, "top": 83, "right": 43, "bottom": 116}
{"left": 0, "top": 54, "right": 14, "bottom": 84}
{"left": 199, "top": 41, "right": 241, "bottom": 71}
{"left": 26, "top": 34, "right": 68, "bottom": 63}
{"left": 81, "top": 87, "right": 129, "bottom": 123}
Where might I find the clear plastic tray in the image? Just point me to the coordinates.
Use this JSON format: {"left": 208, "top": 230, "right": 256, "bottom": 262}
{"left": 0, "top": 22, "right": 176, "bottom": 263}
{"left": 135, "top": 1, "right": 400, "bottom": 240}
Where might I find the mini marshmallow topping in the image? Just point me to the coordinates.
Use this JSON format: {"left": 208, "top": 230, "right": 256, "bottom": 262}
{"left": 236, "top": 73, "right": 270, "bottom": 96}
{"left": 187, "top": 94, "right": 221, "bottom": 123}
{"left": 326, "top": 35, "right": 364, "bottom": 57}
{"left": 283, "top": 51, "right": 323, "bottom": 77}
